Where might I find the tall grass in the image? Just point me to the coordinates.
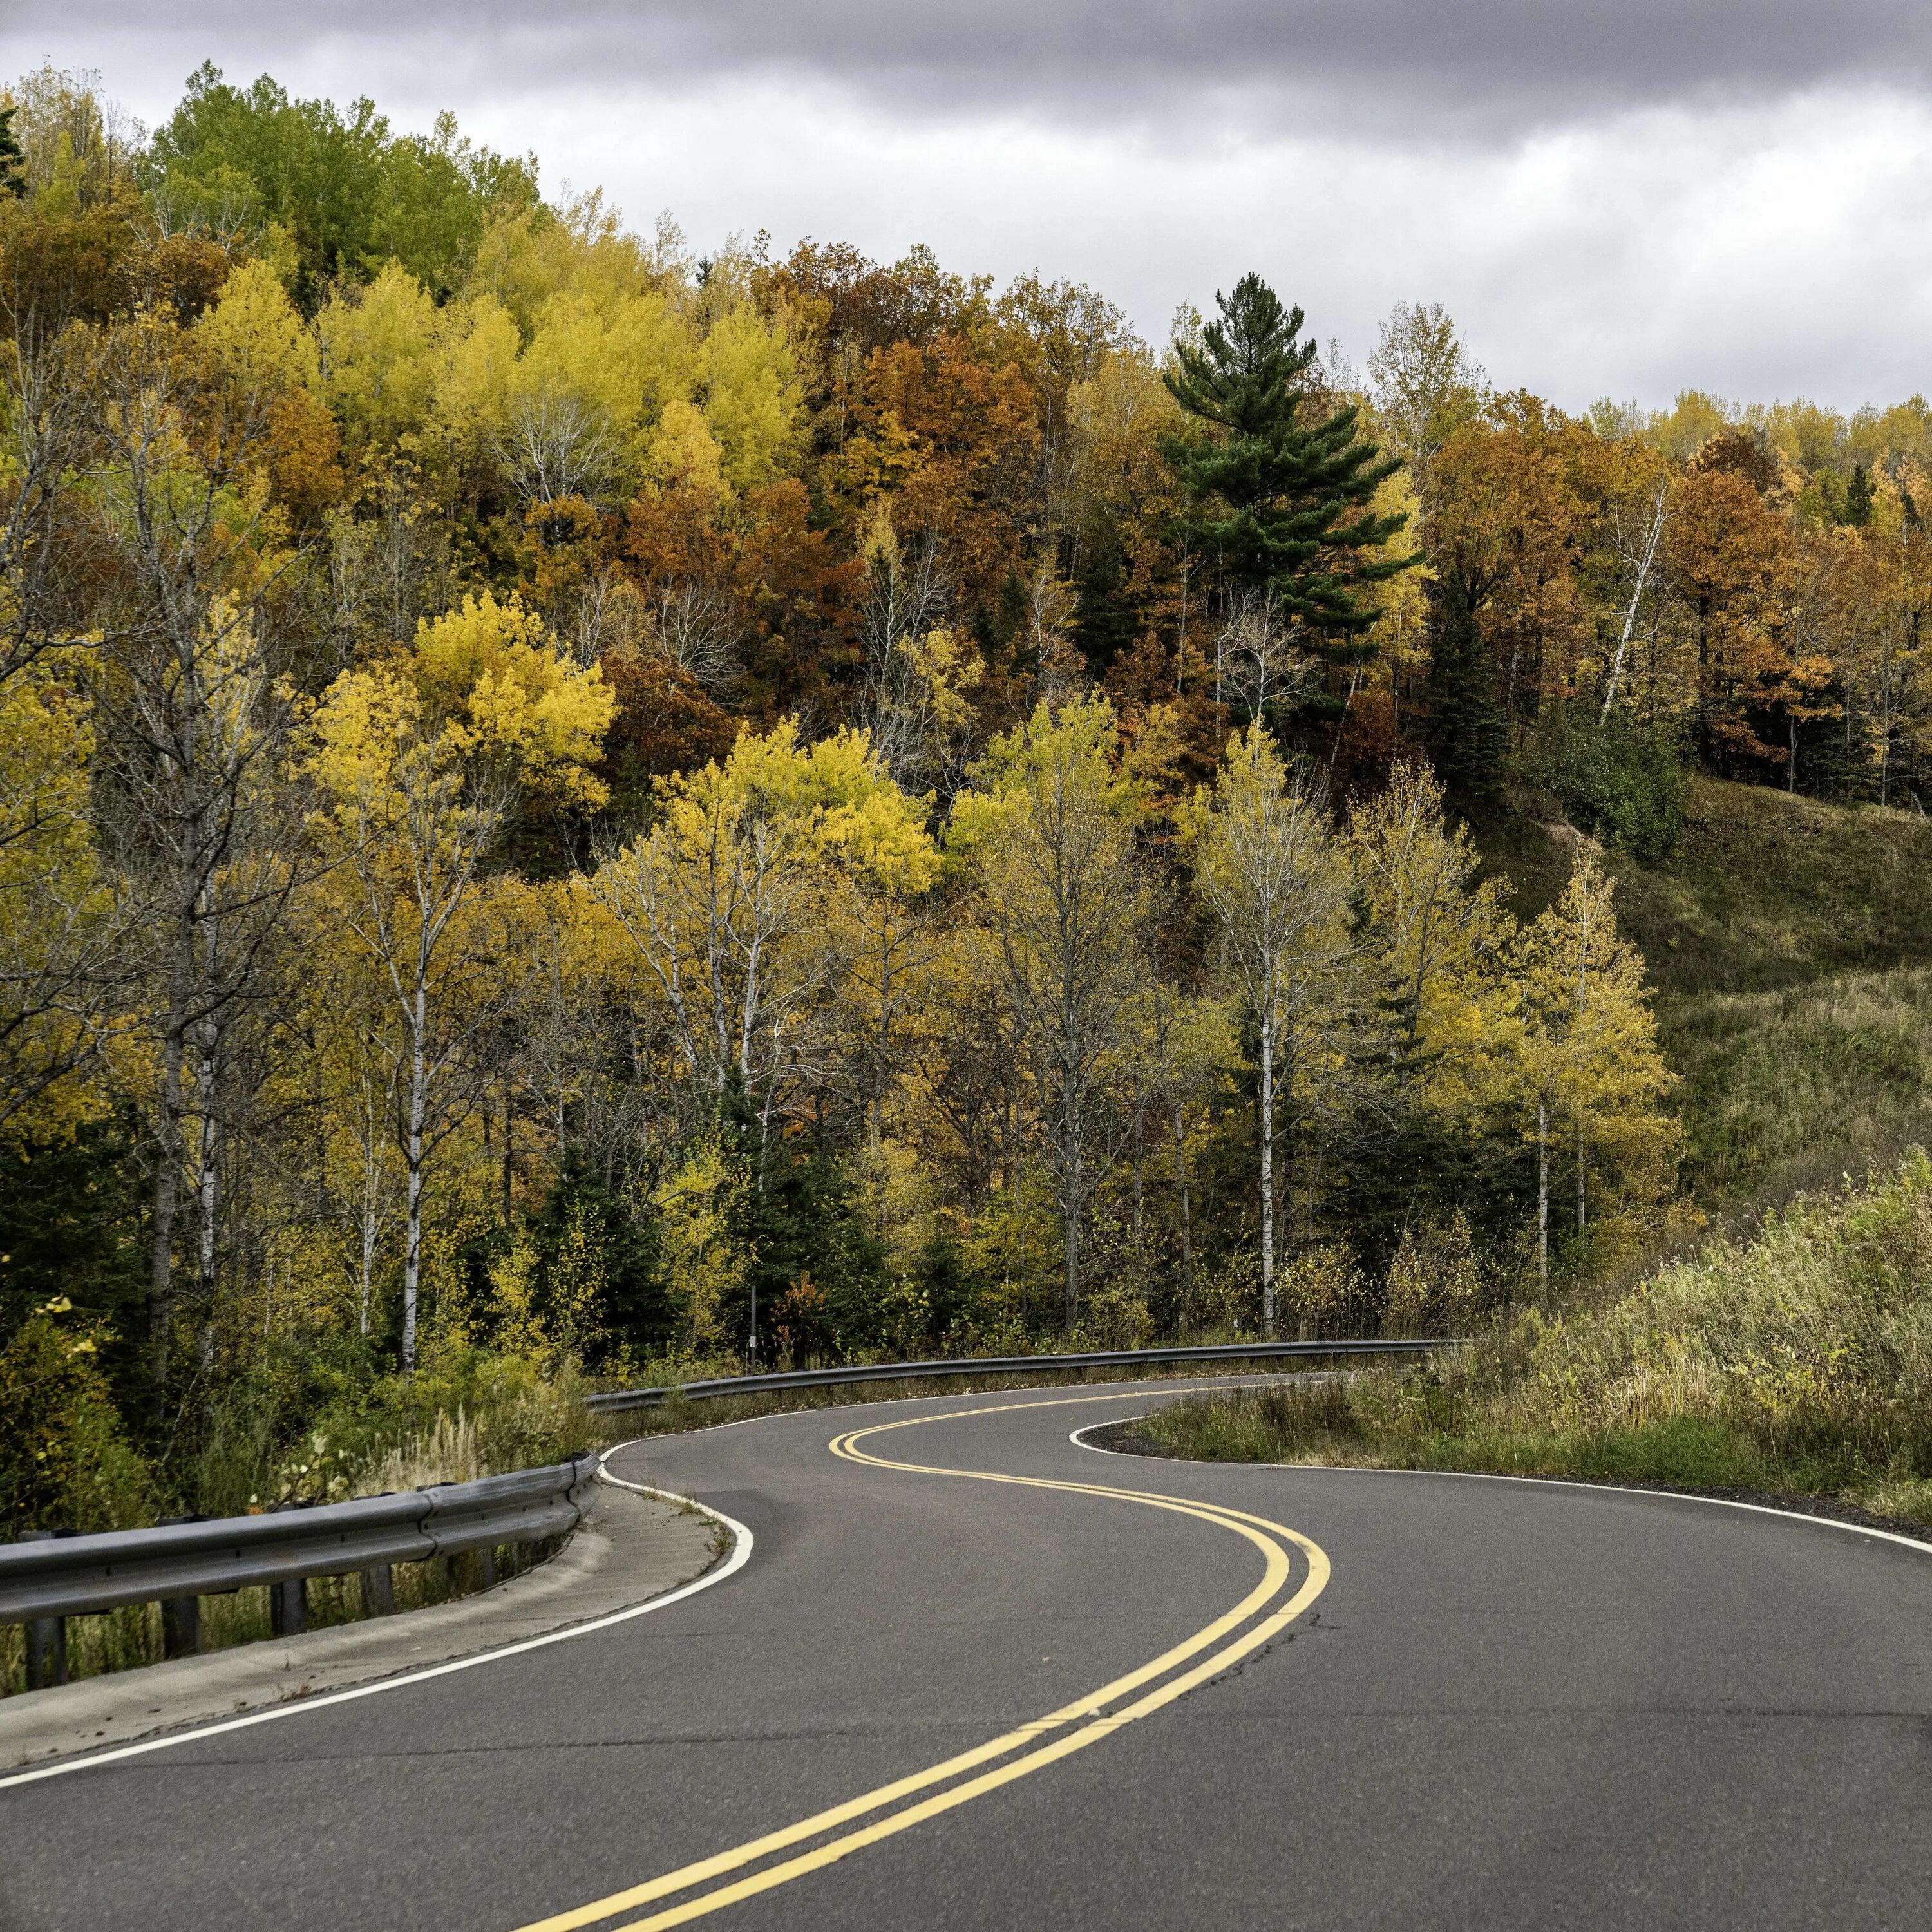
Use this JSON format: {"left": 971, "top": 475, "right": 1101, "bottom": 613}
{"left": 1665, "top": 967, "right": 1932, "bottom": 1210}
{"left": 1143, "top": 1151, "right": 1932, "bottom": 1525}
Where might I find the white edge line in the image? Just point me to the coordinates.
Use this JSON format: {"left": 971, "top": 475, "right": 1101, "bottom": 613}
{"left": 608, "top": 1370, "right": 1305, "bottom": 1439}
{"left": 0, "top": 1446, "right": 753, "bottom": 1794}
{"left": 1066, "top": 1418, "right": 1932, "bottom": 1558}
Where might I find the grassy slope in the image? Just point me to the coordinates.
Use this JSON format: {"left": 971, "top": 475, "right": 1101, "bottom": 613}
{"left": 1138, "top": 1151, "right": 1932, "bottom": 1526}
{"left": 1481, "top": 777, "right": 1932, "bottom": 1218}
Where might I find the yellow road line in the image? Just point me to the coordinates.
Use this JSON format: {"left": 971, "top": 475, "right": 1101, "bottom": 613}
{"left": 511, "top": 1390, "right": 1329, "bottom": 1932}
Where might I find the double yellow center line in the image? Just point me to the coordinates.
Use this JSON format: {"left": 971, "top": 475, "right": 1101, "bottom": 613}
{"left": 513, "top": 1391, "right": 1331, "bottom": 1932}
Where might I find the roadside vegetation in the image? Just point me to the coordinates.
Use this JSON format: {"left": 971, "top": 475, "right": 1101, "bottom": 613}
{"left": 1140, "top": 1152, "right": 1932, "bottom": 1527}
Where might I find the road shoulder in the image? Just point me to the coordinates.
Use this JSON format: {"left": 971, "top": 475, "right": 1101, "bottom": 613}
{"left": 0, "top": 1484, "right": 719, "bottom": 1772}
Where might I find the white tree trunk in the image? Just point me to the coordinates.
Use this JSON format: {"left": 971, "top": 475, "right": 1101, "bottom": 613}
{"left": 1172, "top": 1102, "right": 1193, "bottom": 1301}
{"left": 402, "top": 976, "right": 428, "bottom": 1372}
{"left": 1258, "top": 1007, "right": 1276, "bottom": 1336}
{"left": 1602, "top": 482, "right": 1667, "bottom": 723}
{"left": 1538, "top": 1101, "right": 1549, "bottom": 1289}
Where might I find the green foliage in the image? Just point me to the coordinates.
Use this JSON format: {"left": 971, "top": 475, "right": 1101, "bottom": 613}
{"left": 0, "top": 105, "right": 24, "bottom": 198}
{"left": 1421, "top": 577, "right": 1508, "bottom": 797}
{"left": 1163, "top": 272, "right": 1409, "bottom": 661}
{"left": 466, "top": 1162, "right": 669, "bottom": 1372}
{"left": 725, "top": 1132, "right": 890, "bottom": 1363}
{"left": 1844, "top": 463, "right": 1874, "bottom": 529}
{"left": 1525, "top": 698, "right": 1687, "bottom": 860}
{"left": 185, "top": 1330, "right": 386, "bottom": 1517}
{"left": 532, "top": 1164, "right": 668, "bottom": 1366}
{"left": 0, "top": 1303, "right": 153, "bottom": 1535}
{"left": 190, "top": 1341, "right": 592, "bottom": 1517}
{"left": 145, "top": 63, "right": 538, "bottom": 305}
{"left": 0, "top": 1116, "right": 147, "bottom": 1399}
{"left": 1340, "top": 1094, "right": 1538, "bottom": 1283}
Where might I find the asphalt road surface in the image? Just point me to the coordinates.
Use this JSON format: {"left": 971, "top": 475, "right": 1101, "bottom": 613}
{"left": 5, "top": 1378, "right": 1930, "bottom": 1931}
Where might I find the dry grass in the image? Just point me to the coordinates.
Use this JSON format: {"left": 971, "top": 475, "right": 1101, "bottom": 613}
{"left": 1482, "top": 779, "right": 1932, "bottom": 1217}
{"left": 1663, "top": 967, "right": 1932, "bottom": 1212}
{"left": 1142, "top": 1153, "right": 1932, "bottom": 1526}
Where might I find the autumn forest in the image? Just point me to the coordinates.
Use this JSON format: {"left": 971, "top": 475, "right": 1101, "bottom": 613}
{"left": 3, "top": 64, "right": 1929, "bottom": 1528}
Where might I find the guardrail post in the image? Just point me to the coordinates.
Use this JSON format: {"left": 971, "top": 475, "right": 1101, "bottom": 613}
{"left": 269, "top": 1578, "right": 307, "bottom": 1636}
{"left": 160, "top": 1594, "right": 201, "bottom": 1658}
{"left": 359, "top": 1564, "right": 395, "bottom": 1616}
{"left": 477, "top": 1544, "right": 497, "bottom": 1590}
{"left": 157, "top": 1515, "right": 205, "bottom": 1657}
{"left": 25, "top": 1615, "right": 67, "bottom": 1690}
{"left": 19, "top": 1530, "right": 70, "bottom": 1689}
{"left": 265, "top": 1500, "right": 312, "bottom": 1635}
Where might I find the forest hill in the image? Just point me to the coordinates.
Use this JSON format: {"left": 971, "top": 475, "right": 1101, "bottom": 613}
{"left": 0, "top": 63, "right": 1915, "bottom": 1527}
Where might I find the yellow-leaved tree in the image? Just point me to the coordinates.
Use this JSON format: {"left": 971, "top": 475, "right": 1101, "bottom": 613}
{"left": 952, "top": 696, "right": 1150, "bottom": 1327}
{"left": 1347, "top": 759, "right": 1520, "bottom": 1120}
{"left": 317, "top": 261, "right": 445, "bottom": 453}
{"left": 194, "top": 258, "right": 321, "bottom": 397}
{"left": 1519, "top": 848, "right": 1680, "bottom": 1283}
{"left": 589, "top": 721, "right": 934, "bottom": 1144}
{"left": 1190, "top": 722, "right": 1354, "bottom": 1334}
{"left": 0, "top": 643, "right": 118, "bottom": 1146}
{"left": 697, "top": 302, "right": 802, "bottom": 492}
{"left": 308, "top": 591, "right": 613, "bottom": 1367}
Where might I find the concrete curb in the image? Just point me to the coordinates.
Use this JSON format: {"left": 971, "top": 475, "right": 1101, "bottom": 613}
{"left": 0, "top": 1484, "right": 718, "bottom": 1772}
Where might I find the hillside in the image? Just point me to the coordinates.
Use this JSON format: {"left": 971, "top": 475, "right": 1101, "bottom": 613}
{"left": 1484, "top": 777, "right": 1932, "bottom": 1218}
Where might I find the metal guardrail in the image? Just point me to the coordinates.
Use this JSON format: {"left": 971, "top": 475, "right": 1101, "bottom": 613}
{"left": 585, "top": 1336, "right": 1452, "bottom": 1414}
{"left": 1, "top": 1452, "right": 601, "bottom": 1689}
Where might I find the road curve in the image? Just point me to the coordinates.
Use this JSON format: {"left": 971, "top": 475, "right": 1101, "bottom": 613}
{"left": 4, "top": 1379, "right": 1929, "bottom": 1931}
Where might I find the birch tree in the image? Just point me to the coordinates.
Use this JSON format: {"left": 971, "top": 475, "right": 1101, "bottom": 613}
{"left": 1600, "top": 475, "right": 1669, "bottom": 721}
{"left": 86, "top": 305, "right": 316, "bottom": 1409}
{"left": 956, "top": 696, "right": 1148, "bottom": 1325}
{"left": 1193, "top": 722, "right": 1353, "bottom": 1333}
{"left": 309, "top": 591, "right": 612, "bottom": 1368}
{"left": 590, "top": 723, "right": 932, "bottom": 1160}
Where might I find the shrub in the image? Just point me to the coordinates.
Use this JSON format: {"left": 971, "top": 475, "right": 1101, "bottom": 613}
{"left": 1280, "top": 1242, "right": 1373, "bottom": 1340}
{"left": 0, "top": 1301, "right": 153, "bottom": 1536}
{"left": 1382, "top": 1212, "right": 1482, "bottom": 1336}
{"left": 1525, "top": 699, "right": 1686, "bottom": 859}
{"left": 1077, "top": 1285, "right": 1155, "bottom": 1351}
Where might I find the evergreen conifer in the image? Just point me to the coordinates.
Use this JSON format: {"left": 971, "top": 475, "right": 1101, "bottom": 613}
{"left": 1163, "top": 273, "right": 1411, "bottom": 708}
{"left": 1422, "top": 574, "right": 1508, "bottom": 797}
{"left": 0, "top": 107, "right": 24, "bottom": 198}
{"left": 1845, "top": 463, "right": 1875, "bottom": 528}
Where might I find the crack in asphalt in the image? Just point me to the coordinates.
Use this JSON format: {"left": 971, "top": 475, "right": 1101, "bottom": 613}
{"left": 76, "top": 1700, "right": 1930, "bottom": 1779}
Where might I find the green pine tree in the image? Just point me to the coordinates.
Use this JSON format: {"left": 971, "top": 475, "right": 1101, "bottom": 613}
{"left": 0, "top": 106, "right": 25, "bottom": 198}
{"left": 1163, "top": 273, "right": 1411, "bottom": 702}
{"left": 1422, "top": 574, "right": 1508, "bottom": 797}
{"left": 1844, "top": 464, "right": 1874, "bottom": 529}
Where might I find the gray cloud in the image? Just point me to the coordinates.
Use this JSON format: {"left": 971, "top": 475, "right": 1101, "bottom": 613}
{"left": 9, "top": 3, "right": 1931, "bottom": 408}
{"left": 19, "top": 1, "right": 1932, "bottom": 141}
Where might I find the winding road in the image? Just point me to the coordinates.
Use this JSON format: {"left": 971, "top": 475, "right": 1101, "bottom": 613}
{"left": 5, "top": 1379, "right": 1930, "bottom": 1931}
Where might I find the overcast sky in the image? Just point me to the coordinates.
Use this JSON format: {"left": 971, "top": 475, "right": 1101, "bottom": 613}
{"left": 8, "top": 3, "right": 1931, "bottom": 410}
